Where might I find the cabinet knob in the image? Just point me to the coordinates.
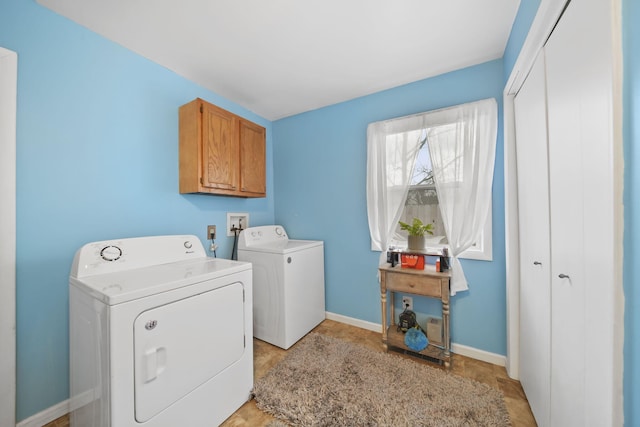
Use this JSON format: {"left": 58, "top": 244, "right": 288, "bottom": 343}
{"left": 558, "top": 273, "right": 570, "bottom": 279}
{"left": 533, "top": 261, "right": 542, "bottom": 266}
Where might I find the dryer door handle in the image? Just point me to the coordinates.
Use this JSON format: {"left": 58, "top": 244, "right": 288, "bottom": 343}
{"left": 143, "top": 347, "right": 166, "bottom": 383}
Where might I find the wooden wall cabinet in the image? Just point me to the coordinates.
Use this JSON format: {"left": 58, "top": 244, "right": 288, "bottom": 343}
{"left": 179, "top": 98, "right": 266, "bottom": 197}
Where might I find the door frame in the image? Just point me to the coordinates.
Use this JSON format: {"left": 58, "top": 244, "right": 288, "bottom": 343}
{"left": 0, "top": 46, "right": 17, "bottom": 427}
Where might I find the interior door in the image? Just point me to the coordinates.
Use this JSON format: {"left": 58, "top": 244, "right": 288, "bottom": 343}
{"left": 513, "top": 49, "right": 551, "bottom": 427}
{"left": 544, "top": 0, "right": 616, "bottom": 424}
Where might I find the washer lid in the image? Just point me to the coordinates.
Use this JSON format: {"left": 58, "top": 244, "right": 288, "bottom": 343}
{"left": 238, "top": 225, "right": 323, "bottom": 253}
{"left": 237, "top": 239, "right": 322, "bottom": 254}
{"left": 70, "top": 257, "right": 251, "bottom": 305}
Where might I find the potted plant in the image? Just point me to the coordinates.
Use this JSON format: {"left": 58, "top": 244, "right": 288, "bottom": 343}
{"left": 399, "top": 218, "right": 434, "bottom": 251}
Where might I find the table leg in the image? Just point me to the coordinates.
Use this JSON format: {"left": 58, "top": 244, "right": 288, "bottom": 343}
{"left": 381, "top": 289, "right": 388, "bottom": 351}
{"left": 443, "top": 296, "right": 451, "bottom": 367}
{"left": 380, "top": 271, "right": 388, "bottom": 351}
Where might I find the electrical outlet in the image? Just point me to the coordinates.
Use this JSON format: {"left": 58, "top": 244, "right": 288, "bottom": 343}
{"left": 207, "top": 225, "right": 216, "bottom": 240}
{"left": 402, "top": 296, "right": 413, "bottom": 311}
{"left": 226, "top": 212, "right": 249, "bottom": 236}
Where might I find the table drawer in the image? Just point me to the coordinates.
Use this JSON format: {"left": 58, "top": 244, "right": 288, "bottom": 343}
{"left": 385, "top": 271, "right": 442, "bottom": 298}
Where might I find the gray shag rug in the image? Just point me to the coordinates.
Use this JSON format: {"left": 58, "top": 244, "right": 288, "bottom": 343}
{"left": 253, "top": 333, "right": 511, "bottom": 427}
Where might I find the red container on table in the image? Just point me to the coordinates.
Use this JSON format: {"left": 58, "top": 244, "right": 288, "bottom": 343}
{"left": 400, "top": 253, "right": 425, "bottom": 270}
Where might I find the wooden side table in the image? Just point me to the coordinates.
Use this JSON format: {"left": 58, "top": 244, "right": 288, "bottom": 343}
{"left": 379, "top": 264, "right": 452, "bottom": 368}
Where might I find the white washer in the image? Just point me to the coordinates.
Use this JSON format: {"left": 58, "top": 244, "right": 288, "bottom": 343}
{"left": 69, "top": 235, "right": 253, "bottom": 427}
{"left": 237, "top": 225, "right": 325, "bottom": 349}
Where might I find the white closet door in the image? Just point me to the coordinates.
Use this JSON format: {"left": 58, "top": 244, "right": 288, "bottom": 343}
{"left": 545, "top": 0, "right": 615, "bottom": 425}
{"left": 514, "top": 49, "right": 551, "bottom": 427}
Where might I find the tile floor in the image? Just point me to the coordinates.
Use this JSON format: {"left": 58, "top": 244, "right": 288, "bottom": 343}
{"left": 45, "top": 319, "right": 536, "bottom": 426}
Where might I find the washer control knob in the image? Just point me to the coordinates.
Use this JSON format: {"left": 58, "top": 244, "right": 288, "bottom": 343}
{"left": 100, "top": 245, "right": 122, "bottom": 262}
{"left": 184, "top": 241, "right": 192, "bottom": 249}
{"left": 275, "top": 227, "right": 283, "bottom": 236}
{"left": 145, "top": 320, "right": 158, "bottom": 330}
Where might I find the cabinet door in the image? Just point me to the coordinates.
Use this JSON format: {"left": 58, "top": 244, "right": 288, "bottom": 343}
{"left": 201, "top": 104, "right": 239, "bottom": 191}
{"left": 239, "top": 119, "right": 266, "bottom": 196}
{"left": 514, "top": 49, "right": 551, "bottom": 427}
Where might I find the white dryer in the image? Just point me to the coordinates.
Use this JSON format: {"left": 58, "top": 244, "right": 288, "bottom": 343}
{"left": 69, "top": 235, "right": 252, "bottom": 427}
{"left": 237, "top": 225, "right": 325, "bottom": 349}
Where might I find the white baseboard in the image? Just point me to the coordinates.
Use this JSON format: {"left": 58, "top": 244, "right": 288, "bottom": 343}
{"left": 325, "top": 311, "right": 382, "bottom": 332}
{"left": 17, "top": 398, "right": 69, "bottom": 427}
{"left": 325, "top": 311, "right": 507, "bottom": 367}
{"left": 451, "top": 343, "right": 506, "bottom": 367}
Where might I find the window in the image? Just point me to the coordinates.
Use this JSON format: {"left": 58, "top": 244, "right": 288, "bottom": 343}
{"left": 388, "top": 127, "right": 493, "bottom": 261}
{"left": 391, "top": 130, "right": 445, "bottom": 247}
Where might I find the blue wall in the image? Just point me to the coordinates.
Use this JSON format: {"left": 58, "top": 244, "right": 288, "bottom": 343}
{"left": 503, "top": 0, "right": 541, "bottom": 79}
{"left": 623, "top": 0, "right": 638, "bottom": 424}
{"left": 1, "top": 0, "right": 274, "bottom": 421}
{"left": 272, "top": 60, "right": 507, "bottom": 355}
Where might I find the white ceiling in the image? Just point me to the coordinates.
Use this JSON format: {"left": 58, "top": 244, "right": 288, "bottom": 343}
{"left": 36, "top": 0, "right": 520, "bottom": 120}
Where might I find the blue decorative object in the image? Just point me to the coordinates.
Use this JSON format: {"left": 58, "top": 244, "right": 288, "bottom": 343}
{"left": 404, "top": 325, "right": 428, "bottom": 351}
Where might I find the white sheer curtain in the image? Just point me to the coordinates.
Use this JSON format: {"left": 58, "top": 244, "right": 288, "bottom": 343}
{"left": 425, "top": 98, "right": 497, "bottom": 294}
{"left": 366, "top": 98, "right": 497, "bottom": 295}
{"left": 366, "top": 115, "right": 425, "bottom": 264}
